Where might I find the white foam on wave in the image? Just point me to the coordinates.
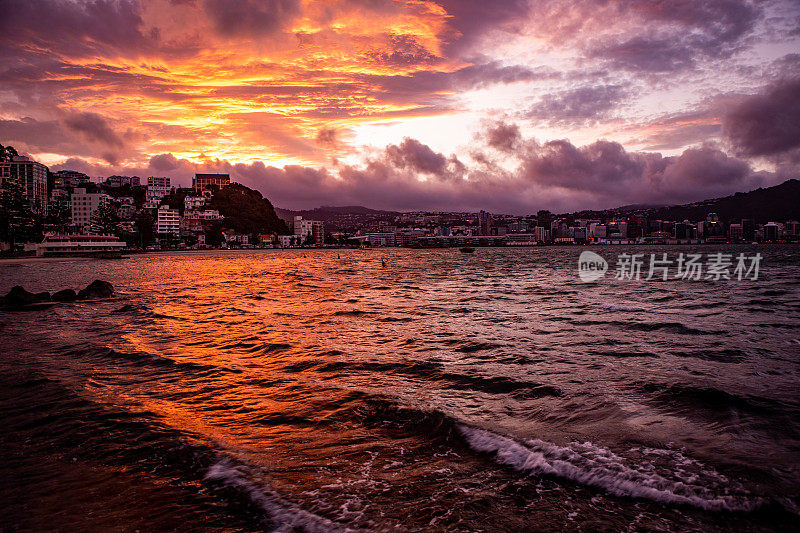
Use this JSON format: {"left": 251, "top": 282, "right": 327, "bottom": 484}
{"left": 457, "top": 425, "right": 759, "bottom": 512}
{"left": 205, "top": 460, "right": 350, "bottom": 533}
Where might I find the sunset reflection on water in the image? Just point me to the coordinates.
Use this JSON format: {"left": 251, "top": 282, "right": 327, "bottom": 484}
{"left": 2, "top": 247, "right": 799, "bottom": 531}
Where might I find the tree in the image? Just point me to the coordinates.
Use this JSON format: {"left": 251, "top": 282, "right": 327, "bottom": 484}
{"left": 90, "top": 201, "right": 121, "bottom": 236}
{"left": 205, "top": 221, "right": 224, "bottom": 247}
{"left": 134, "top": 211, "right": 155, "bottom": 248}
{"left": 0, "top": 144, "right": 19, "bottom": 162}
{"left": 0, "top": 180, "right": 39, "bottom": 250}
{"left": 44, "top": 202, "right": 71, "bottom": 233}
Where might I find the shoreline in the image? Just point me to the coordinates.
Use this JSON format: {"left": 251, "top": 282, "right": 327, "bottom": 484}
{"left": 0, "top": 242, "right": 792, "bottom": 265}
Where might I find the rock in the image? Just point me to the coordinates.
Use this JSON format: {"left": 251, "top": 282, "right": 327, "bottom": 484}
{"left": 1, "top": 286, "right": 50, "bottom": 308}
{"left": 4, "top": 286, "right": 38, "bottom": 306}
{"left": 52, "top": 289, "right": 78, "bottom": 302}
{"left": 77, "top": 280, "right": 114, "bottom": 300}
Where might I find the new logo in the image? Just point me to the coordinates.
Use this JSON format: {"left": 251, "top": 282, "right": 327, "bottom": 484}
{"left": 578, "top": 251, "right": 608, "bottom": 282}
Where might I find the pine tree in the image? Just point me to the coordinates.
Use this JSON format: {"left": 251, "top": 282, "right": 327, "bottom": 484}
{"left": 90, "top": 201, "right": 121, "bottom": 236}
{"left": 0, "top": 180, "right": 37, "bottom": 250}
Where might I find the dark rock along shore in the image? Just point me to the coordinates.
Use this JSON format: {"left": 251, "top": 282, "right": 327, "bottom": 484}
{"left": 1, "top": 280, "right": 114, "bottom": 309}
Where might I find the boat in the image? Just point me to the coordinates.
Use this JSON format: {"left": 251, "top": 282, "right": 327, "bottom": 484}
{"left": 459, "top": 247, "right": 475, "bottom": 253}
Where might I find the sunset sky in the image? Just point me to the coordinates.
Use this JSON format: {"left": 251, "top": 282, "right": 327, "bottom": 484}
{"left": 2, "top": 0, "right": 799, "bottom": 213}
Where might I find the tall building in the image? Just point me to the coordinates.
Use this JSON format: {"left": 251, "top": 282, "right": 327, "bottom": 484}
{"left": 70, "top": 188, "right": 110, "bottom": 228}
{"left": 294, "top": 216, "right": 324, "bottom": 244}
{"left": 741, "top": 219, "right": 756, "bottom": 241}
{"left": 478, "top": 210, "right": 491, "bottom": 236}
{"left": 193, "top": 173, "right": 230, "bottom": 191}
{"left": 156, "top": 205, "right": 180, "bottom": 235}
{"left": 0, "top": 156, "right": 49, "bottom": 215}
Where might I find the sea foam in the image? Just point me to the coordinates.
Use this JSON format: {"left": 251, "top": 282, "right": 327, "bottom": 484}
{"left": 457, "top": 425, "right": 759, "bottom": 512}
{"left": 205, "top": 460, "right": 349, "bottom": 532}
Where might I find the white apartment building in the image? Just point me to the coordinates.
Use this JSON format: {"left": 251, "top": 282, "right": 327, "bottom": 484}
{"left": 278, "top": 234, "right": 300, "bottom": 247}
{"left": 146, "top": 176, "right": 172, "bottom": 202}
{"left": 294, "top": 216, "right": 324, "bottom": 245}
{"left": 70, "top": 188, "right": 110, "bottom": 228}
{"left": 156, "top": 205, "right": 180, "bottom": 235}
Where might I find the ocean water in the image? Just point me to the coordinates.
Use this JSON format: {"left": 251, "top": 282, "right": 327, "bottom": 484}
{"left": 1, "top": 246, "right": 799, "bottom": 532}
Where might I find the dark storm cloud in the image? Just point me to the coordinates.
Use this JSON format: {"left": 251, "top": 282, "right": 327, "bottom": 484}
{"left": 78, "top": 127, "right": 771, "bottom": 214}
{"left": 533, "top": 0, "right": 762, "bottom": 73}
{"left": 516, "top": 138, "right": 764, "bottom": 206}
{"left": 385, "top": 138, "right": 450, "bottom": 176}
{"left": 149, "top": 153, "right": 183, "bottom": 172}
{"left": 359, "top": 60, "right": 551, "bottom": 108}
{"left": 0, "top": 0, "right": 152, "bottom": 58}
{"left": 63, "top": 113, "right": 124, "bottom": 148}
{"left": 526, "top": 84, "right": 630, "bottom": 124}
{"left": 484, "top": 121, "right": 521, "bottom": 151}
{"left": 435, "top": 0, "right": 532, "bottom": 54}
{"left": 1, "top": 115, "right": 126, "bottom": 164}
{"left": 202, "top": 0, "right": 301, "bottom": 37}
{"left": 586, "top": 35, "right": 697, "bottom": 73}
{"left": 723, "top": 77, "right": 800, "bottom": 157}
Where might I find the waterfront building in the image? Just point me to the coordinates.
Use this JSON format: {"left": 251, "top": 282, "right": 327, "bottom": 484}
{"left": 478, "top": 210, "right": 492, "bottom": 236}
{"left": 763, "top": 223, "right": 780, "bottom": 242}
{"left": 0, "top": 155, "right": 49, "bottom": 215}
{"left": 729, "top": 223, "right": 743, "bottom": 242}
{"left": 36, "top": 233, "right": 126, "bottom": 256}
{"left": 534, "top": 226, "right": 550, "bottom": 243}
{"left": 294, "top": 216, "right": 324, "bottom": 245}
{"left": 278, "top": 235, "right": 300, "bottom": 247}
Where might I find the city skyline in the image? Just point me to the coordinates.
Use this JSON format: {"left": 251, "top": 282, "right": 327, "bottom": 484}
{"left": 2, "top": 0, "right": 800, "bottom": 214}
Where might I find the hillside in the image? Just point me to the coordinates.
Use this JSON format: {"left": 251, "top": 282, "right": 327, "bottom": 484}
{"left": 209, "top": 184, "right": 290, "bottom": 235}
{"left": 649, "top": 179, "right": 800, "bottom": 223}
{"left": 570, "top": 179, "right": 800, "bottom": 223}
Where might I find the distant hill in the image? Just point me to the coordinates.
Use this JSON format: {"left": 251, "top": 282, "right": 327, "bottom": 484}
{"left": 649, "top": 179, "right": 800, "bottom": 223}
{"left": 275, "top": 205, "right": 400, "bottom": 233}
{"left": 276, "top": 205, "right": 397, "bottom": 220}
{"left": 571, "top": 179, "right": 800, "bottom": 223}
{"left": 275, "top": 179, "right": 800, "bottom": 227}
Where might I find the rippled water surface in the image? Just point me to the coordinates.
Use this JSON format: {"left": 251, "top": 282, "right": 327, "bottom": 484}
{"left": 1, "top": 246, "right": 799, "bottom": 532}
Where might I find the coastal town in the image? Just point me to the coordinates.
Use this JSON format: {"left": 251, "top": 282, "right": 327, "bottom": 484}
{"left": 1, "top": 148, "right": 799, "bottom": 256}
